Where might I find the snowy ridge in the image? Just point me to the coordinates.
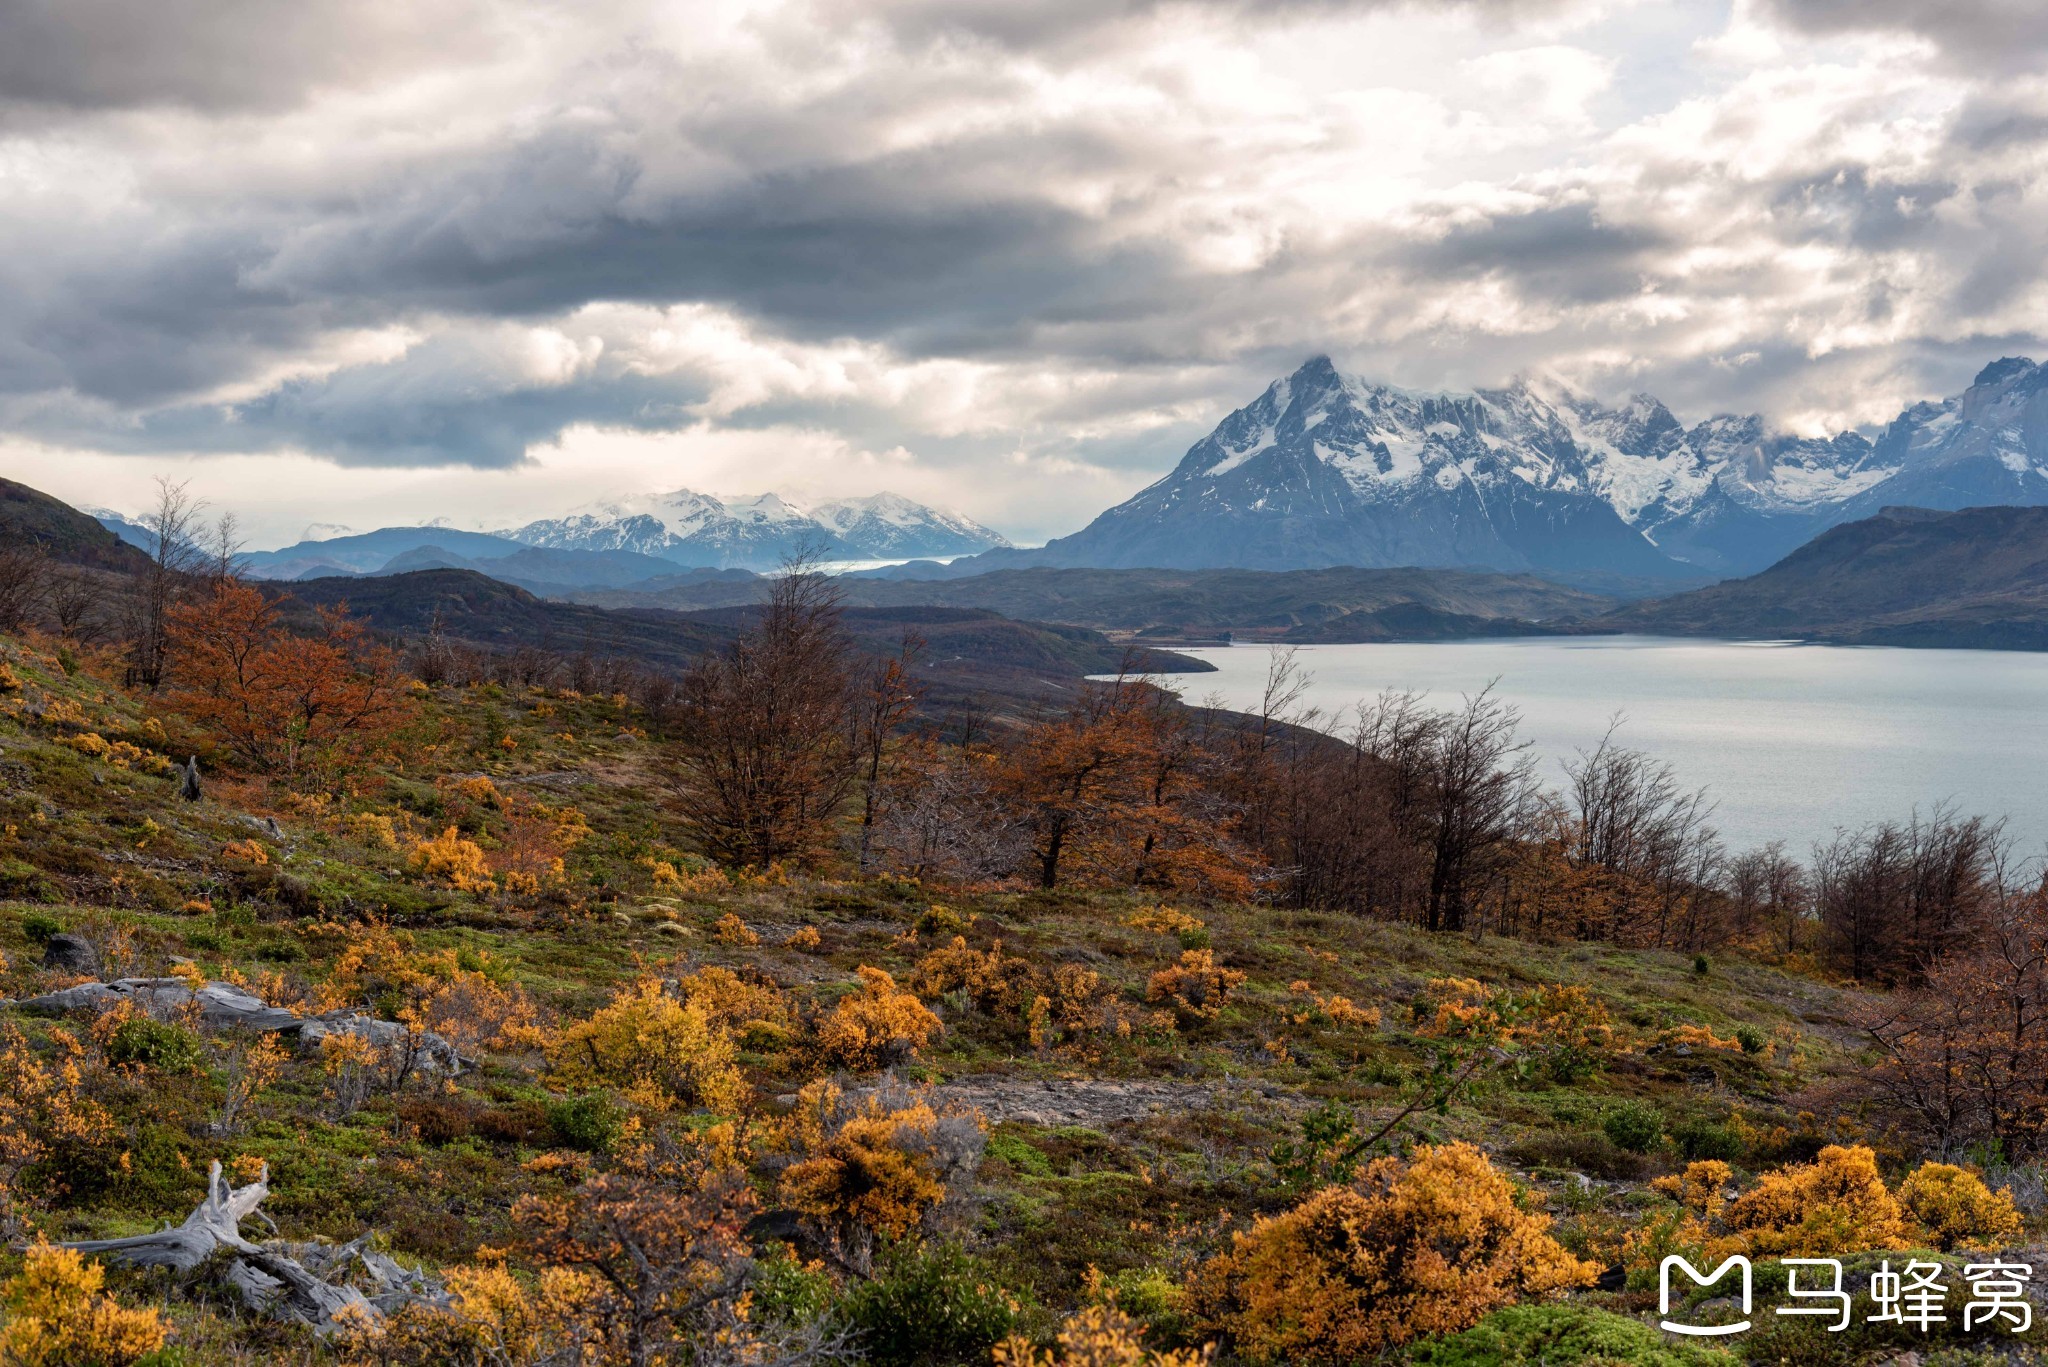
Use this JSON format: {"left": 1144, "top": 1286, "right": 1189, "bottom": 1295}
{"left": 501, "top": 488, "right": 1009, "bottom": 570}
{"left": 1012, "top": 353, "right": 2048, "bottom": 579}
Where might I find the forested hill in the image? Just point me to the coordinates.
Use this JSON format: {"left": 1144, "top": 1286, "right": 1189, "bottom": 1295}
{"left": 571, "top": 564, "right": 1613, "bottom": 642}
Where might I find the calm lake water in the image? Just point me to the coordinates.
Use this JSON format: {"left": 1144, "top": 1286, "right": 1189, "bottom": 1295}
{"left": 1154, "top": 636, "right": 2048, "bottom": 860}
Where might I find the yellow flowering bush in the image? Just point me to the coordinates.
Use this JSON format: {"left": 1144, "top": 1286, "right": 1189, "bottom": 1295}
{"left": 0, "top": 1243, "right": 167, "bottom": 1367}
{"left": 817, "top": 967, "right": 943, "bottom": 1070}
{"left": 547, "top": 979, "right": 747, "bottom": 1114}
{"left": 1897, "top": 1162, "right": 2025, "bottom": 1251}
{"left": 1192, "top": 1142, "right": 1595, "bottom": 1362}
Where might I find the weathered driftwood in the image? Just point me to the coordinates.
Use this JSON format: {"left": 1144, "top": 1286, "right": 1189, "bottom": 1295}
{"left": 60, "top": 1161, "right": 446, "bottom": 1331}
{"left": 62, "top": 1160, "right": 275, "bottom": 1275}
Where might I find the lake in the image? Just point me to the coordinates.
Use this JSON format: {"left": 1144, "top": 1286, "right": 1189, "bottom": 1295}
{"left": 1152, "top": 635, "right": 2048, "bottom": 860}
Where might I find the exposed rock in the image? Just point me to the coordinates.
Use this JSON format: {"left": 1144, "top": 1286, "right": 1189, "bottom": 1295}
{"left": 11, "top": 976, "right": 464, "bottom": 1072}
{"left": 40, "top": 931, "right": 98, "bottom": 975}
{"left": 934, "top": 1075, "right": 1222, "bottom": 1129}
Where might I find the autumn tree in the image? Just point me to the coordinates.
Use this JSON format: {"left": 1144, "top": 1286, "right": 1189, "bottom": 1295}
{"left": 1555, "top": 725, "right": 1722, "bottom": 947}
{"left": 0, "top": 545, "right": 50, "bottom": 634}
{"left": 673, "top": 558, "right": 855, "bottom": 866}
{"left": 1857, "top": 882, "right": 2048, "bottom": 1156}
{"left": 515, "top": 1169, "right": 758, "bottom": 1367}
{"left": 999, "top": 673, "right": 1155, "bottom": 888}
{"left": 166, "top": 578, "right": 409, "bottom": 778}
{"left": 997, "top": 670, "right": 1253, "bottom": 892}
{"left": 1727, "top": 840, "right": 1810, "bottom": 952}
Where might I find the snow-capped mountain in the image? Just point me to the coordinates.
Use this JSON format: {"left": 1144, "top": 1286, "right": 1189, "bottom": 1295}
{"left": 502, "top": 489, "right": 1008, "bottom": 569}
{"left": 980, "top": 355, "right": 2048, "bottom": 581}
{"left": 810, "top": 492, "right": 1010, "bottom": 560}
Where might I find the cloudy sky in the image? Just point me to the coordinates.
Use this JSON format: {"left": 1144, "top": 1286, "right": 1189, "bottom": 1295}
{"left": 2, "top": 0, "right": 2045, "bottom": 548}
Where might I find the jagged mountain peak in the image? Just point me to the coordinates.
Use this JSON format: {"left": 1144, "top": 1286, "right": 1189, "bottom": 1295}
{"left": 984, "top": 353, "right": 2048, "bottom": 583}
{"left": 1973, "top": 356, "right": 2038, "bottom": 388}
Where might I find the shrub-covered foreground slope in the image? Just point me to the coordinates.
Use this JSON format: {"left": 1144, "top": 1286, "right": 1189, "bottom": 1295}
{"left": 0, "top": 632, "right": 2043, "bottom": 1366}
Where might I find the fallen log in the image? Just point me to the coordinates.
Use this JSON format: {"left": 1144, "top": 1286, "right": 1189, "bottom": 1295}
{"left": 59, "top": 1160, "right": 444, "bottom": 1331}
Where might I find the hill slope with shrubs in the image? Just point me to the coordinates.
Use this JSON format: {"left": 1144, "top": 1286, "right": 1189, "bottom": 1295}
{"left": 1, "top": 545, "right": 2047, "bottom": 1364}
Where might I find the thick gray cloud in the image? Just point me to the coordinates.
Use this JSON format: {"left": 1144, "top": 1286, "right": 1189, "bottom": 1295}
{"left": 1756, "top": 0, "right": 2048, "bottom": 69}
{"left": 3, "top": 0, "right": 2048, "bottom": 543}
{"left": 0, "top": 0, "right": 504, "bottom": 113}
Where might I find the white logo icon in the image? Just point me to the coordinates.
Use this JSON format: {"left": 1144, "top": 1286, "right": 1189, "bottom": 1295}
{"left": 1659, "top": 1255, "right": 1752, "bottom": 1336}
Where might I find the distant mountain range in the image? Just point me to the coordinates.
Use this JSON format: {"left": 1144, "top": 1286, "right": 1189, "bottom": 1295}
{"left": 92, "top": 488, "right": 1011, "bottom": 582}
{"left": 956, "top": 354, "right": 2048, "bottom": 584}
{"left": 25, "top": 468, "right": 2048, "bottom": 653}
{"left": 1593, "top": 504, "right": 2048, "bottom": 648}
{"left": 497, "top": 489, "right": 1008, "bottom": 569}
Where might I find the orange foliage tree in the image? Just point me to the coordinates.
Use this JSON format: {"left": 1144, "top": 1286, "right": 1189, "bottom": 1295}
{"left": 167, "top": 578, "right": 409, "bottom": 778}
{"left": 515, "top": 1167, "right": 758, "bottom": 1367}
{"left": 998, "top": 673, "right": 1257, "bottom": 895}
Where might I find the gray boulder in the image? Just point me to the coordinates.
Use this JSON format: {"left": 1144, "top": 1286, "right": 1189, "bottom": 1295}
{"left": 40, "top": 932, "right": 99, "bottom": 975}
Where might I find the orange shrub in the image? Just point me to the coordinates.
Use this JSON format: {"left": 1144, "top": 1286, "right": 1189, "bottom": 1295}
{"left": 344, "top": 1262, "right": 600, "bottom": 1367}
{"left": 1720, "top": 1145, "right": 1908, "bottom": 1257}
{"left": 0, "top": 1242, "right": 167, "bottom": 1367}
{"left": 996, "top": 1304, "right": 1213, "bottom": 1367}
{"left": 547, "top": 979, "right": 747, "bottom": 1114}
{"left": 408, "top": 826, "right": 495, "bottom": 894}
{"left": 1192, "top": 1142, "right": 1594, "bottom": 1362}
{"left": 220, "top": 838, "right": 270, "bottom": 866}
{"left": 1898, "top": 1162, "right": 2025, "bottom": 1251}
{"left": 913, "top": 936, "right": 1039, "bottom": 1014}
{"left": 712, "top": 912, "right": 759, "bottom": 947}
{"left": 817, "top": 967, "right": 942, "bottom": 1070}
{"left": 777, "top": 1080, "right": 984, "bottom": 1273}
{"left": 1662, "top": 1023, "right": 1743, "bottom": 1054}
{"left": 1650, "top": 1160, "right": 1733, "bottom": 1220}
{"left": 1147, "top": 950, "right": 1245, "bottom": 1021}
{"left": 1124, "top": 905, "right": 1205, "bottom": 937}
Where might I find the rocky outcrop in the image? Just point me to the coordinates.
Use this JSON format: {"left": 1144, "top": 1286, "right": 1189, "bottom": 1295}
{"left": 8, "top": 977, "right": 466, "bottom": 1072}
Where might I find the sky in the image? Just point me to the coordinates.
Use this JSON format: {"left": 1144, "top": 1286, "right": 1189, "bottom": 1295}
{"left": 2, "top": 0, "right": 2046, "bottom": 549}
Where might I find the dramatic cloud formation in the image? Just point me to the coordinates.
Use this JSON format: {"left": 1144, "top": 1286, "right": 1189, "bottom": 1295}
{"left": 1, "top": 0, "right": 2045, "bottom": 544}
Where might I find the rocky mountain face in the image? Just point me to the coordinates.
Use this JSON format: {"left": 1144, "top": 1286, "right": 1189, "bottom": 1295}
{"left": 983, "top": 355, "right": 2048, "bottom": 581}
{"left": 501, "top": 489, "right": 1009, "bottom": 569}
